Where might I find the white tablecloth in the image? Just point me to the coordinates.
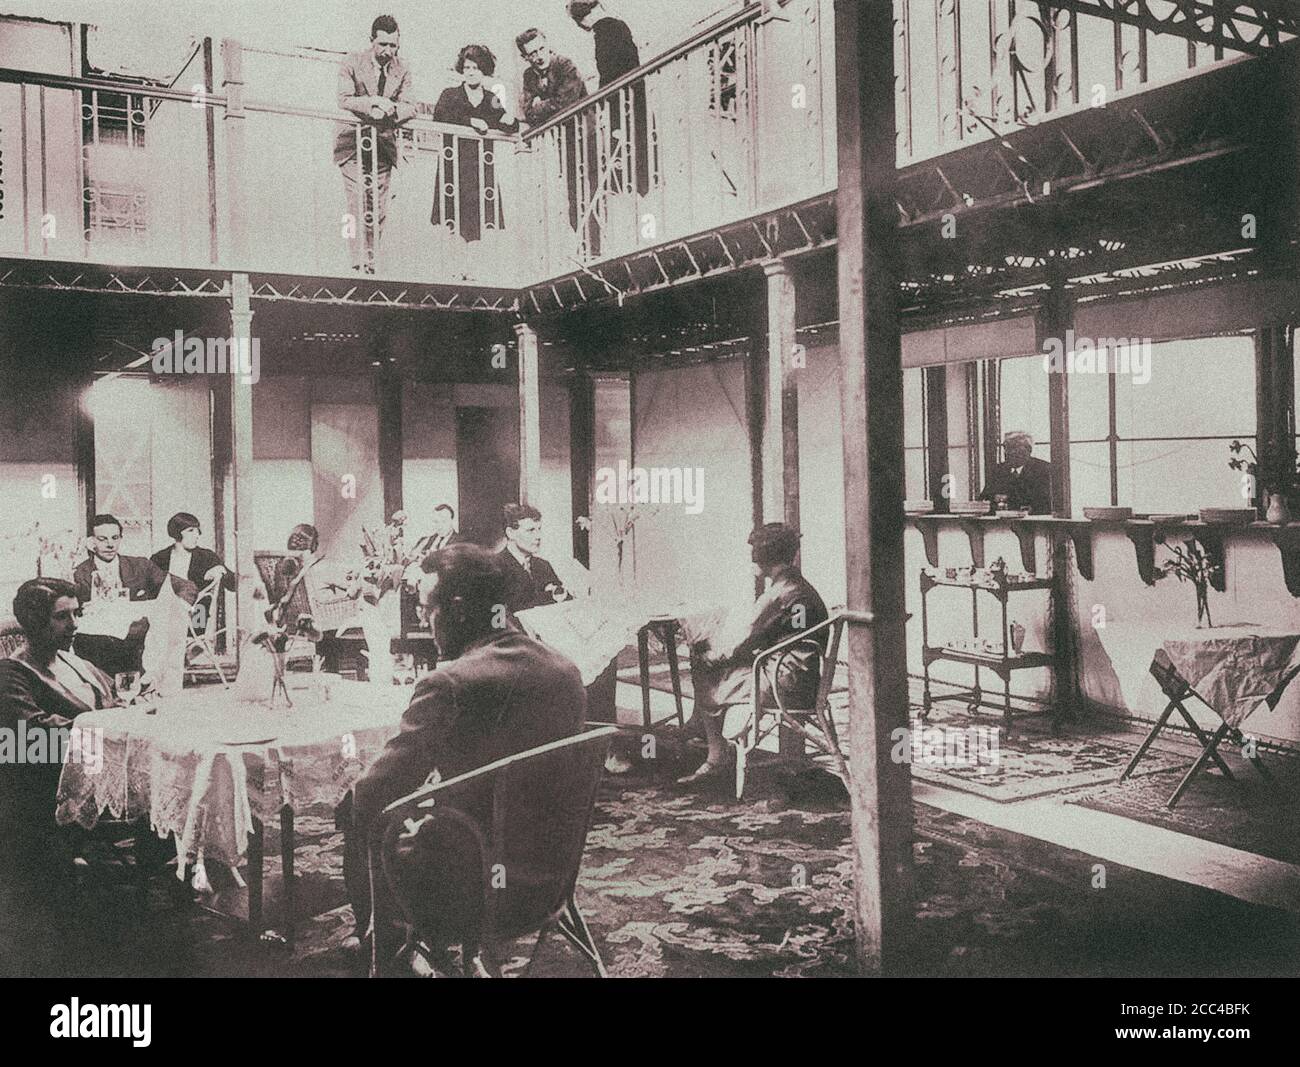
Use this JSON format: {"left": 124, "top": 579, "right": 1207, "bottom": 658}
{"left": 1094, "top": 622, "right": 1300, "bottom": 728}
{"left": 55, "top": 679, "right": 409, "bottom": 869}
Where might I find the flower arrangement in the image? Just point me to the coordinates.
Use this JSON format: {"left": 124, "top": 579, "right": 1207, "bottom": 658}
{"left": 344, "top": 512, "right": 416, "bottom": 606}
{"left": 1228, "top": 439, "right": 1300, "bottom": 504}
{"left": 0, "top": 523, "right": 81, "bottom": 580}
{"left": 577, "top": 503, "right": 658, "bottom": 585}
{"left": 1155, "top": 537, "right": 1220, "bottom": 628}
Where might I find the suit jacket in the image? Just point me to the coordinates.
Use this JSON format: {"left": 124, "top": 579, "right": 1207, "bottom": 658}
{"left": 521, "top": 55, "right": 588, "bottom": 126}
{"left": 980, "top": 456, "right": 1054, "bottom": 515}
{"left": 431, "top": 86, "right": 517, "bottom": 134}
{"left": 72, "top": 554, "right": 172, "bottom": 605}
{"left": 592, "top": 17, "right": 640, "bottom": 87}
{"left": 0, "top": 650, "right": 114, "bottom": 872}
{"left": 496, "top": 548, "right": 566, "bottom": 614}
{"left": 149, "top": 545, "right": 235, "bottom": 597}
{"left": 352, "top": 628, "right": 585, "bottom": 825}
{"left": 334, "top": 48, "right": 416, "bottom": 167}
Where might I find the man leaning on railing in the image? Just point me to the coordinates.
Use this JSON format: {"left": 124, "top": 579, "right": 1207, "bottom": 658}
{"left": 334, "top": 14, "right": 418, "bottom": 273}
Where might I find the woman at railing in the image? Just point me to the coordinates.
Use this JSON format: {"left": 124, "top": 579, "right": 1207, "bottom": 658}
{"left": 430, "top": 45, "right": 518, "bottom": 244}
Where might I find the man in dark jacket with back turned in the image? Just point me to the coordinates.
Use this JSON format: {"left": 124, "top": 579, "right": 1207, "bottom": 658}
{"left": 338, "top": 544, "right": 585, "bottom": 972}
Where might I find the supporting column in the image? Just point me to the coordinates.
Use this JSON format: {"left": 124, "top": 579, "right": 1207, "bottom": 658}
{"left": 1255, "top": 325, "right": 1295, "bottom": 511}
{"left": 375, "top": 338, "right": 403, "bottom": 522}
{"left": 833, "top": 0, "right": 914, "bottom": 977}
{"left": 570, "top": 368, "right": 595, "bottom": 568}
{"left": 515, "top": 322, "right": 542, "bottom": 507}
{"left": 229, "top": 273, "right": 257, "bottom": 640}
{"left": 1039, "top": 283, "right": 1073, "bottom": 518}
{"left": 762, "top": 259, "right": 800, "bottom": 529}
{"left": 74, "top": 389, "right": 96, "bottom": 533}
{"left": 1038, "top": 281, "right": 1080, "bottom": 720}
{"left": 220, "top": 39, "right": 248, "bottom": 264}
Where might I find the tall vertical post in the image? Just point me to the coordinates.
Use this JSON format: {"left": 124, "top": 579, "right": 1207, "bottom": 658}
{"left": 762, "top": 258, "right": 800, "bottom": 529}
{"left": 229, "top": 273, "right": 256, "bottom": 639}
{"left": 74, "top": 390, "right": 96, "bottom": 533}
{"left": 375, "top": 336, "right": 403, "bottom": 522}
{"left": 833, "top": 0, "right": 914, "bottom": 976}
{"left": 515, "top": 322, "right": 542, "bottom": 507}
{"left": 569, "top": 366, "right": 595, "bottom": 567}
{"left": 1039, "top": 283, "right": 1073, "bottom": 519}
{"left": 221, "top": 39, "right": 248, "bottom": 265}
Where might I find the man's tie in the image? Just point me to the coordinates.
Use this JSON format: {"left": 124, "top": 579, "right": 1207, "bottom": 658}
{"left": 377, "top": 66, "right": 387, "bottom": 98}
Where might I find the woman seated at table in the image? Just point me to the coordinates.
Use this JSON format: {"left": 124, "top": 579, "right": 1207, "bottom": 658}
{"left": 430, "top": 44, "right": 518, "bottom": 244}
{"left": 0, "top": 578, "right": 116, "bottom": 901}
{"left": 150, "top": 512, "right": 235, "bottom": 634}
{"left": 678, "top": 523, "right": 829, "bottom": 785}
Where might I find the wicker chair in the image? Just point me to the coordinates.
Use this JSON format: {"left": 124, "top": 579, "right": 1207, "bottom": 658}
{"left": 372, "top": 725, "right": 616, "bottom": 977}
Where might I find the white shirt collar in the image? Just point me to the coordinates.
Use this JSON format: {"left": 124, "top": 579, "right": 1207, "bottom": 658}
{"left": 506, "top": 542, "right": 532, "bottom": 570}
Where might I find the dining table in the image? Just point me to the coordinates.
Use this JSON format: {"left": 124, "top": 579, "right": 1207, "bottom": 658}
{"left": 55, "top": 676, "right": 410, "bottom": 944}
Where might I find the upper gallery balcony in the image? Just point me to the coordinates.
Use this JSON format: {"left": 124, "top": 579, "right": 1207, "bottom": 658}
{"left": 0, "top": 2, "right": 1290, "bottom": 294}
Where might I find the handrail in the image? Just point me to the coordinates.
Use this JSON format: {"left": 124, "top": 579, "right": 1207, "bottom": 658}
{"left": 0, "top": 65, "right": 225, "bottom": 106}
{"left": 521, "top": 1, "right": 763, "bottom": 141}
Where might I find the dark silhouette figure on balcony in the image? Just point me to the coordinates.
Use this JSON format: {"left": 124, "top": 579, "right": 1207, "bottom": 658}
{"left": 335, "top": 15, "right": 418, "bottom": 273}
{"left": 569, "top": 0, "right": 652, "bottom": 197}
{"left": 431, "top": 45, "right": 519, "bottom": 243}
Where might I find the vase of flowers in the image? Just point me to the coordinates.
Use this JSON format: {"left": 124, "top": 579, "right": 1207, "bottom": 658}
{"left": 1155, "top": 537, "right": 1219, "bottom": 628}
{"left": 577, "top": 503, "right": 658, "bottom": 593}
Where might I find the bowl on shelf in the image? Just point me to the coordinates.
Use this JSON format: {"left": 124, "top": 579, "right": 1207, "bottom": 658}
{"left": 904, "top": 500, "right": 935, "bottom": 514}
{"left": 1148, "top": 513, "right": 1192, "bottom": 524}
{"left": 995, "top": 508, "right": 1030, "bottom": 519}
{"left": 949, "top": 500, "right": 991, "bottom": 515}
{"left": 1199, "top": 508, "right": 1257, "bottom": 525}
{"left": 1082, "top": 506, "right": 1133, "bottom": 521}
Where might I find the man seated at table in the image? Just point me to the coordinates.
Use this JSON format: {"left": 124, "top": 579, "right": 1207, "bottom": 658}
{"left": 338, "top": 543, "right": 586, "bottom": 972}
{"left": 0, "top": 578, "right": 115, "bottom": 901}
{"left": 496, "top": 503, "right": 571, "bottom": 613}
{"left": 979, "top": 430, "right": 1054, "bottom": 515}
{"left": 72, "top": 513, "right": 195, "bottom": 676}
{"left": 679, "top": 522, "right": 829, "bottom": 785}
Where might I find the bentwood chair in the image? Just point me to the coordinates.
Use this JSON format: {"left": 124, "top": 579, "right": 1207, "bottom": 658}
{"left": 372, "top": 725, "right": 616, "bottom": 978}
{"left": 183, "top": 573, "right": 234, "bottom": 687}
{"left": 732, "top": 612, "right": 852, "bottom": 799}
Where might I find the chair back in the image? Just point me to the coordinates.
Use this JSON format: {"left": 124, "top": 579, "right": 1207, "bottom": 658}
{"left": 378, "top": 725, "right": 615, "bottom": 950}
{"left": 0, "top": 617, "right": 26, "bottom": 660}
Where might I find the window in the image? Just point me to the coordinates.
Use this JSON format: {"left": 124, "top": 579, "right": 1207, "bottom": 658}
{"left": 903, "top": 366, "right": 926, "bottom": 500}
{"left": 1068, "top": 336, "right": 1256, "bottom": 514}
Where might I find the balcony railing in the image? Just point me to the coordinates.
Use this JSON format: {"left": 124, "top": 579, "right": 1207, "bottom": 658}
{"left": 0, "top": 1, "right": 1273, "bottom": 290}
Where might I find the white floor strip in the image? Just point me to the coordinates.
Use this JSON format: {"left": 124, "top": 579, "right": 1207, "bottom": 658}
{"left": 913, "top": 782, "right": 1300, "bottom": 913}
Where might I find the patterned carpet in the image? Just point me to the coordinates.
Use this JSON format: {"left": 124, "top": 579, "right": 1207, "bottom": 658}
{"left": 7, "top": 741, "right": 1297, "bottom": 977}
{"left": 1067, "top": 747, "right": 1300, "bottom": 866}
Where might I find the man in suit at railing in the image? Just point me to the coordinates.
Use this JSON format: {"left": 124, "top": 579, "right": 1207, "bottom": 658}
{"left": 337, "top": 543, "right": 585, "bottom": 970}
{"left": 335, "top": 14, "right": 418, "bottom": 273}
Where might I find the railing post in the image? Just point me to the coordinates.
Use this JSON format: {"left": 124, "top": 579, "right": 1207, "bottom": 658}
{"left": 220, "top": 38, "right": 247, "bottom": 265}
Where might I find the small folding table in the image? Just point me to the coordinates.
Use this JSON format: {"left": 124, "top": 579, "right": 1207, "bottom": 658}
{"left": 1117, "top": 624, "right": 1300, "bottom": 808}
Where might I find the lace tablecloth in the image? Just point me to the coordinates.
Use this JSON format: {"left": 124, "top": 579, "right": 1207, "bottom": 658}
{"left": 55, "top": 680, "right": 409, "bottom": 869}
{"left": 1094, "top": 622, "right": 1300, "bottom": 727}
